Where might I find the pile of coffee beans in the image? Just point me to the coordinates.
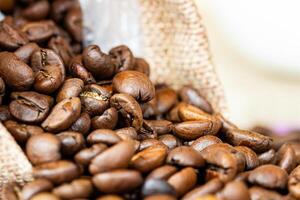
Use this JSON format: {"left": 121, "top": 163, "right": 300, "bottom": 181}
{"left": 0, "top": 1, "right": 300, "bottom": 200}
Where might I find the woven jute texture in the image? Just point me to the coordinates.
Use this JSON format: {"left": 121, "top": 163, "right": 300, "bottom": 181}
{"left": 0, "top": 0, "right": 226, "bottom": 197}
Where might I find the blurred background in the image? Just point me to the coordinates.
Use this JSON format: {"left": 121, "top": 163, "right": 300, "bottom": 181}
{"left": 196, "top": 0, "right": 300, "bottom": 129}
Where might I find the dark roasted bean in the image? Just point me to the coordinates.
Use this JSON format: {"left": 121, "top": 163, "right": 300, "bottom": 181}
{"left": 69, "top": 112, "right": 91, "bottom": 135}
{"left": 109, "top": 45, "right": 135, "bottom": 72}
{"left": 14, "top": 42, "right": 39, "bottom": 64}
{"left": 87, "top": 129, "right": 121, "bottom": 146}
{"left": 57, "top": 131, "right": 85, "bottom": 156}
{"left": 146, "top": 165, "right": 178, "bottom": 181}
{"left": 48, "top": 36, "right": 74, "bottom": 66}
{"left": 56, "top": 78, "right": 83, "bottom": 102}
{"left": 235, "top": 146, "right": 259, "bottom": 170}
{"left": 21, "top": 179, "right": 53, "bottom": 200}
{"left": 159, "top": 134, "right": 181, "bottom": 150}
{"left": 68, "top": 55, "right": 95, "bottom": 84}
{"left": 133, "top": 57, "right": 150, "bottom": 76}
{"left": 21, "top": 21, "right": 55, "bottom": 43}
{"left": 276, "top": 143, "right": 297, "bottom": 173}
{"left": 258, "top": 148, "right": 276, "bottom": 165}
{"left": 0, "top": 21, "right": 28, "bottom": 50}
{"left": 22, "top": 0, "right": 50, "bottom": 21}
{"left": 74, "top": 143, "right": 107, "bottom": 166}
{"left": 190, "top": 135, "right": 222, "bottom": 152}
{"left": 142, "top": 179, "right": 176, "bottom": 197}
{"left": 91, "top": 107, "right": 118, "bottom": 130}
{"left": 288, "top": 165, "right": 300, "bottom": 199}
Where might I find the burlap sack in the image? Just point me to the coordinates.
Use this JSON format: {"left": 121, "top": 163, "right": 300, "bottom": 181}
{"left": 0, "top": 0, "right": 226, "bottom": 197}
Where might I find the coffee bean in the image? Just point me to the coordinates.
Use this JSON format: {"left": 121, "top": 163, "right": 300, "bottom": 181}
{"left": 91, "top": 107, "right": 118, "bottom": 130}
{"left": 288, "top": 165, "right": 300, "bottom": 199}
{"left": 142, "top": 179, "right": 176, "bottom": 196}
{"left": 74, "top": 143, "right": 107, "bottom": 166}
{"left": 33, "top": 160, "right": 80, "bottom": 184}
{"left": 144, "top": 195, "right": 176, "bottom": 200}
{"left": 30, "top": 192, "right": 60, "bottom": 200}
{"left": 22, "top": 0, "right": 50, "bottom": 21}
{"left": 53, "top": 178, "right": 93, "bottom": 199}
{"left": 21, "top": 21, "right": 55, "bottom": 43}
{"left": 235, "top": 146, "right": 259, "bottom": 170}
{"left": 143, "top": 120, "right": 173, "bottom": 135}
{"left": 68, "top": 112, "right": 91, "bottom": 136}
{"left": 87, "top": 129, "right": 121, "bottom": 146}
{"left": 96, "top": 195, "right": 124, "bottom": 200}
{"left": 141, "top": 98, "right": 159, "bottom": 118}
{"left": 146, "top": 165, "right": 178, "bottom": 181}
{"left": 0, "top": 21, "right": 28, "bottom": 50}
{"left": 133, "top": 57, "right": 150, "bottom": 76}
{"left": 42, "top": 97, "right": 81, "bottom": 132}
{"left": 217, "top": 180, "right": 250, "bottom": 200}
{"left": 276, "top": 143, "right": 297, "bottom": 173}
{"left": 156, "top": 87, "right": 177, "bottom": 114}
{"left": 64, "top": 7, "right": 82, "bottom": 42}
{"left": 50, "top": 0, "right": 74, "bottom": 23}
{"left": 216, "top": 114, "right": 239, "bottom": 134}
{"left": 0, "top": 105, "right": 11, "bottom": 122}
{"left": 109, "top": 45, "right": 134, "bottom": 72}
{"left": 115, "top": 127, "right": 138, "bottom": 140}
{"left": 14, "top": 42, "right": 40, "bottom": 64}
{"left": 48, "top": 36, "right": 74, "bottom": 65}
{"left": 289, "top": 142, "right": 300, "bottom": 164}
{"left": 26, "top": 133, "right": 61, "bottom": 165}
{"left": 138, "top": 139, "right": 164, "bottom": 151}
{"left": 89, "top": 140, "right": 136, "bottom": 174}
{"left": 92, "top": 169, "right": 143, "bottom": 193}
{"left": 159, "top": 134, "right": 181, "bottom": 150}
{"left": 190, "top": 135, "right": 222, "bottom": 152}
{"left": 249, "top": 186, "right": 284, "bottom": 200}
{"left": 258, "top": 149, "right": 276, "bottom": 165}
{"left": 21, "top": 179, "right": 53, "bottom": 200}
{"left": 68, "top": 55, "right": 95, "bottom": 84}
{"left": 56, "top": 78, "right": 83, "bottom": 102}
{"left": 112, "top": 70, "right": 155, "bottom": 102}
{"left": 110, "top": 93, "right": 143, "bottom": 130}
{"left": 57, "top": 131, "right": 85, "bottom": 156}
{"left": 248, "top": 164, "right": 288, "bottom": 189}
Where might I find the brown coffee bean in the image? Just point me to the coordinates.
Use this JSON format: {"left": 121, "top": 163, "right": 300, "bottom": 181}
{"left": 143, "top": 120, "right": 173, "bottom": 135}
{"left": 30, "top": 192, "right": 60, "bottom": 200}
{"left": 92, "top": 169, "right": 143, "bottom": 193}
{"left": 50, "top": 0, "right": 74, "bottom": 23}
{"left": 182, "top": 178, "right": 223, "bottom": 200}
{"left": 159, "top": 134, "right": 181, "bottom": 150}
{"left": 115, "top": 127, "right": 138, "bottom": 140}
{"left": 21, "top": 179, "right": 53, "bottom": 200}
{"left": 22, "top": 0, "right": 50, "bottom": 21}
{"left": 0, "top": 77, "right": 5, "bottom": 105}
{"left": 235, "top": 146, "right": 259, "bottom": 170}
{"left": 276, "top": 143, "right": 297, "bottom": 173}
{"left": 0, "top": 52, "right": 34, "bottom": 91}
{"left": 57, "top": 131, "right": 85, "bottom": 157}
{"left": 56, "top": 78, "right": 83, "bottom": 102}
{"left": 141, "top": 179, "right": 176, "bottom": 197}
{"left": 48, "top": 36, "right": 74, "bottom": 65}
{"left": 14, "top": 42, "right": 39, "bottom": 64}
{"left": 288, "top": 165, "right": 300, "bottom": 199}
{"left": 68, "top": 55, "right": 95, "bottom": 84}
{"left": 223, "top": 129, "right": 273, "bottom": 153}
{"left": 31, "top": 48, "right": 64, "bottom": 73}
{"left": 137, "top": 139, "right": 163, "bottom": 151}
{"left": 216, "top": 114, "right": 239, "bottom": 134}
{"left": 4, "top": 120, "right": 43, "bottom": 143}
{"left": 146, "top": 165, "right": 178, "bottom": 181}
{"left": 0, "top": 0, "right": 15, "bottom": 13}
{"left": 289, "top": 142, "right": 300, "bottom": 164}
{"left": 87, "top": 129, "right": 121, "bottom": 146}
{"left": 65, "top": 7, "right": 82, "bottom": 42}
{"left": 144, "top": 195, "right": 176, "bottom": 200}
{"left": 190, "top": 135, "right": 222, "bottom": 152}
{"left": 9, "top": 91, "right": 53, "bottom": 123}
{"left": 21, "top": 21, "right": 55, "bottom": 43}
{"left": 112, "top": 70, "right": 155, "bottom": 102}
{"left": 110, "top": 93, "right": 143, "bottom": 130}
{"left": 89, "top": 140, "right": 136, "bottom": 174}
{"left": 0, "top": 21, "right": 28, "bottom": 50}
{"left": 166, "top": 102, "right": 186, "bottom": 122}
{"left": 69, "top": 112, "right": 91, "bottom": 135}
{"left": 33, "top": 160, "right": 80, "bottom": 184}
{"left": 0, "top": 105, "right": 11, "bottom": 122}
{"left": 53, "top": 178, "right": 93, "bottom": 199}
{"left": 167, "top": 146, "right": 205, "bottom": 168}
{"left": 156, "top": 87, "right": 178, "bottom": 114}
{"left": 249, "top": 186, "right": 284, "bottom": 200}
{"left": 217, "top": 180, "right": 250, "bottom": 200}
{"left": 91, "top": 107, "right": 118, "bottom": 130}
{"left": 133, "top": 57, "right": 150, "bottom": 76}
{"left": 26, "top": 133, "right": 61, "bottom": 165}
{"left": 80, "top": 84, "right": 112, "bottom": 116}
{"left": 74, "top": 143, "right": 107, "bottom": 166}
{"left": 141, "top": 98, "right": 159, "bottom": 118}
{"left": 131, "top": 145, "right": 168, "bottom": 173}
{"left": 96, "top": 195, "right": 124, "bottom": 200}
{"left": 167, "top": 167, "right": 197, "bottom": 197}
{"left": 248, "top": 164, "right": 288, "bottom": 189}
{"left": 179, "top": 85, "right": 213, "bottom": 114}
{"left": 258, "top": 149, "right": 276, "bottom": 165}
{"left": 42, "top": 97, "right": 81, "bottom": 132}
{"left": 109, "top": 45, "right": 134, "bottom": 72}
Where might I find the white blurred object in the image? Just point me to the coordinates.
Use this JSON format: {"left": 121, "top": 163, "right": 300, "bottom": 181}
{"left": 0, "top": 11, "right": 4, "bottom": 20}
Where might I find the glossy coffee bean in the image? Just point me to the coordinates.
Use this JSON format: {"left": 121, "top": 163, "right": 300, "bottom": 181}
{"left": 9, "top": 91, "right": 53, "bottom": 123}
{"left": 50, "top": 0, "right": 74, "bottom": 23}
{"left": 14, "top": 42, "right": 40, "bottom": 64}
{"left": 64, "top": 7, "right": 82, "bottom": 42}
{"left": 75, "top": 143, "right": 107, "bottom": 166}
{"left": 91, "top": 107, "right": 118, "bottom": 130}
{"left": 110, "top": 93, "right": 143, "bottom": 130}
{"left": 133, "top": 57, "right": 150, "bottom": 76}
{"left": 115, "top": 127, "right": 138, "bottom": 140}
{"left": 42, "top": 97, "right": 81, "bottom": 132}
{"left": 0, "top": 52, "right": 34, "bottom": 91}
{"left": 159, "top": 134, "right": 181, "bottom": 150}
{"left": 30, "top": 192, "right": 60, "bottom": 200}
{"left": 92, "top": 169, "right": 143, "bottom": 193}
{"left": 26, "top": 133, "right": 61, "bottom": 165}
{"left": 112, "top": 70, "right": 155, "bottom": 102}
{"left": 217, "top": 180, "right": 250, "bottom": 200}
{"left": 21, "top": 179, "right": 53, "bottom": 200}
{"left": 144, "top": 195, "right": 176, "bottom": 200}
{"left": 21, "top": 21, "right": 55, "bottom": 43}
{"left": 146, "top": 165, "right": 178, "bottom": 181}
{"left": 249, "top": 186, "right": 284, "bottom": 200}
{"left": 96, "top": 195, "right": 124, "bottom": 200}
{"left": 69, "top": 112, "right": 91, "bottom": 135}
{"left": 22, "top": 0, "right": 50, "bottom": 21}
{"left": 89, "top": 140, "right": 136, "bottom": 174}
{"left": 258, "top": 149, "right": 276, "bottom": 165}
{"left": 288, "top": 165, "right": 300, "bottom": 199}
{"left": 142, "top": 179, "right": 176, "bottom": 197}
{"left": 141, "top": 98, "right": 159, "bottom": 118}
{"left": 138, "top": 139, "right": 164, "bottom": 151}
{"left": 0, "top": 21, "right": 28, "bottom": 50}
{"left": 87, "top": 129, "right": 121, "bottom": 146}
{"left": 33, "top": 160, "right": 80, "bottom": 184}
{"left": 56, "top": 78, "right": 83, "bottom": 102}
{"left": 276, "top": 143, "right": 297, "bottom": 173}
{"left": 48, "top": 36, "right": 74, "bottom": 65}
{"left": 235, "top": 146, "right": 259, "bottom": 170}
{"left": 248, "top": 164, "right": 288, "bottom": 189}
{"left": 156, "top": 87, "right": 178, "bottom": 114}
{"left": 68, "top": 55, "right": 95, "bottom": 84}
{"left": 190, "top": 135, "right": 222, "bottom": 152}
{"left": 109, "top": 45, "right": 134, "bottom": 72}
{"left": 57, "top": 131, "right": 85, "bottom": 156}
{"left": 143, "top": 120, "right": 173, "bottom": 135}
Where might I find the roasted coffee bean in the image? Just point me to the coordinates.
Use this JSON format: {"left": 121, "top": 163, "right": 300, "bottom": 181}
{"left": 21, "top": 179, "right": 53, "bottom": 200}
{"left": 53, "top": 178, "right": 93, "bottom": 199}
{"left": 68, "top": 55, "right": 95, "bottom": 84}
{"left": 141, "top": 98, "right": 159, "bottom": 118}
{"left": 0, "top": 105, "right": 11, "bottom": 121}
{"left": 0, "top": 52, "right": 34, "bottom": 90}
{"left": 50, "top": 0, "right": 74, "bottom": 23}
{"left": 87, "top": 129, "right": 121, "bottom": 146}
{"left": 167, "top": 146, "right": 205, "bottom": 168}
{"left": 131, "top": 145, "right": 168, "bottom": 173}
{"left": 166, "top": 102, "right": 186, "bottom": 122}
{"left": 235, "top": 146, "right": 259, "bottom": 170}
{"left": 258, "top": 148, "right": 276, "bottom": 165}
{"left": 0, "top": 0, "right": 15, "bottom": 13}
{"left": 21, "top": 21, "right": 55, "bottom": 43}
{"left": 82, "top": 45, "right": 115, "bottom": 80}
{"left": 0, "top": 21, "right": 28, "bottom": 50}
{"left": 217, "top": 180, "right": 250, "bottom": 200}
{"left": 144, "top": 194, "right": 176, "bottom": 200}
{"left": 133, "top": 57, "right": 150, "bottom": 76}
{"left": 4, "top": 120, "right": 44, "bottom": 143}
{"left": 0, "top": 77, "right": 5, "bottom": 105}
{"left": 56, "top": 78, "right": 83, "bottom": 102}
{"left": 48, "top": 36, "right": 74, "bottom": 65}
{"left": 276, "top": 143, "right": 297, "bottom": 173}
{"left": 182, "top": 178, "right": 223, "bottom": 200}
{"left": 80, "top": 84, "right": 112, "bottom": 116}
{"left": 30, "top": 192, "right": 60, "bottom": 200}
{"left": 115, "top": 127, "right": 138, "bottom": 140}
{"left": 249, "top": 186, "right": 284, "bottom": 200}
{"left": 92, "top": 169, "right": 143, "bottom": 193}
{"left": 190, "top": 135, "right": 222, "bottom": 152}
{"left": 89, "top": 140, "right": 136, "bottom": 174}
{"left": 9, "top": 91, "right": 53, "bottom": 123}
{"left": 223, "top": 129, "right": 273, "bottom": 153}
{"left": 156, "top": 87, "right": 178, "bottom": 114}
{"left": 22, "top": 0, "right": 50, "bottom": 21}
{"left": 289, "top": 142, "right": 300, "bottom": 164}
{"left": 142, "top": 179, "right": 176, "bottom": 196}
{"left": 138, "top": 139, "right": 163, "bottom": 151}
{"left": 96, "top": 195, "right": 125, "bottom": 200}
{"left": 57, "top": 131, "right": 85, "bottom": 156}
{"left": 288, "top": 165, "right": 300, "bottom": 199}
{"left": 146, "top": 165, "right": 178, "bottom": 181}
{"left": 143, "top": 120, "right": 173, "bottom": 135}
{"left": 112, "top": 70, "right": 155, "bottom": 102}
{"left": 33, "top": 160, "right": 80, "bottom": 184}
{"left": 74, "top": 143, "right": 107, "bottom": 166}
{"left": 248, "top": 164, "right": 288, "bottom": 189}
{"left": 42, "top": 97, "right": 81, "bottom": 132}
{"left": 64, "top": 7, "right": 82, "bottom": 42}
{"left": 167, "top": 167, "right": 197, "bottom": 197}
{"left": 159, "top": 134, "right": 181, "bottom": 150}
{"left": 216, "top": 114, "right": 238, "bottom": 133}
{"left": 69, "top": 112, "right": 91, "bottom": 135}
{"left": 92, "top": 107, "right": 118, "bottom": 130}
{"left": 109, "top": 45, "right": 134, "bottom": 72}
{"left": 31, "top": 48, "right": 64, "bottom": 73}
{"left": 26, "top": 133, "right": 61, "bottom": 165}
{"left": 179, "top": 85, "right": 213, "bottom": 114}
{"left": 14, "top": 42, "right": 39, "bottom": 64}
{"left": 110, "top": 93, "right": 143, "bottom": 130}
